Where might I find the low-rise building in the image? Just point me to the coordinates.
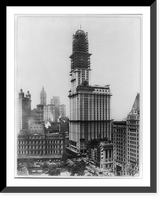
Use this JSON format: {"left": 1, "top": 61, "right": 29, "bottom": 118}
{"left": 17, "top": 122, "right": 66, "bottom": 158}
{"left": 17, "top": 132, "right": 65, "bottom": 158}
{"left": 100, "top": 141, "right": 113, "bottom": 171}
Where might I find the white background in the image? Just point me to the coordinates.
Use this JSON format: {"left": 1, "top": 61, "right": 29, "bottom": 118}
{"left": 7, "top": 6, "right": 149, "bottom": 187}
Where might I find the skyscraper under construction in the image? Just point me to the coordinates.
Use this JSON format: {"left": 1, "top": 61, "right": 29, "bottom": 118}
{"left": 68, "top": 29, "right": 112, "bottom": 154}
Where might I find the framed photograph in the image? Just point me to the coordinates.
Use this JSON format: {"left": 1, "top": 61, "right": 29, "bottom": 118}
{"left": 4, "top": 2, "right": 156, "bottom": 193}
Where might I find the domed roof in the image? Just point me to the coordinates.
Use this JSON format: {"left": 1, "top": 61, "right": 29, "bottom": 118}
{"left": 40, "top": 86, "right": 46, "bottom": 95}
{"left": 76, "top": 29, "right": 85, "bottom": 36}
{"left": 19, "top": 89, "right": 24, "bottom": 95}
{"left": 26, "top": 91, "right": 31, "bottom": 97}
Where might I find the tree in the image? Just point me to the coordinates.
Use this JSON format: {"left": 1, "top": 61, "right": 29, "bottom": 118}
{"left": 48, "top": 168, "right": 60, "bottom": 176}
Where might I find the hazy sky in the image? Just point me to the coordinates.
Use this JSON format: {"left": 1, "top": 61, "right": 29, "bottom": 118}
{"left": 16, "top": 15, "right": 141, "bottom": 120}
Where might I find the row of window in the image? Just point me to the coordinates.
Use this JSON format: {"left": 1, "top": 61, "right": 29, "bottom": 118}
{"left": 113, "top": 130, "right": 126, "bottom": 134}
{"left": 113, "top": 145, "right": 126, "bottom": 150}
{"left": 129, "top": 137, "right": 139, "bottom": 141}
{"left": 78, "top": 94, "right": 110, "bottom": 97}
{"left": 129, "top": 145, "right": 136, "bottom": 149}
{"left": 113, "top": 137, "right": 126, "bottom": 141}
{"left": 29, "top": 130, "right": 44, "bottom": 134}
{"left": 115, "top": 157, "right": 125, "bottom": 162}
{"left": 79, "top": 110, "right": 108, "bottom": 113}
{"left": 114, "top": 142, "right": 126, "bottom": 146}
{"left": 18, "top": 150, "right": 63, "bottom": 155}
{"left": 18, "top": 140, "right": 63, "bottom": 145}
{"left": 29, "top": 136, "right": 45, "bottom": 139}
{"left": 129, "top": 152, "right": 137, "bottom": 157}
{"left": 30, "top": 126, "right": 43, "bottom": 129}
{"left": 79, "top": 105, "right": 109, "bottom": 109}
{"left": 18, "top": 145, "right": 63, "bottom": 150}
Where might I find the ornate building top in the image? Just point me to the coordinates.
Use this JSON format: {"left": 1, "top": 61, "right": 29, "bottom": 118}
{"left": 40, "top": 86, "right": 47, "bottom": 105}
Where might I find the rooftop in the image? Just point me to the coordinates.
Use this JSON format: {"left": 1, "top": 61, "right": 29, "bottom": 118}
{"left": 75, "top": 29, "right": 85, "bottom": 36}
{"left": 131, "top": 93, "right": 140, "bottom": 111}
{"left": 113, "top": 121, "right": 126, "bottom": 125}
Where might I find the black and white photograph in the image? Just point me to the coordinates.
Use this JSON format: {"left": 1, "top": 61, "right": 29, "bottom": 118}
{"left": 15, "top": 14, "right": 141, "bottom": 178}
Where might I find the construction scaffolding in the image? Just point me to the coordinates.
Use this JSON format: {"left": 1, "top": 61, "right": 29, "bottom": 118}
{"left": 70, "top": 30, "right": 91, "bottom": 70}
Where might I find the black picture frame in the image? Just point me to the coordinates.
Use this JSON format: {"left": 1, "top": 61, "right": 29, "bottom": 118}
{"left": 3, "top": 2, "right": 157, "bottom": 193}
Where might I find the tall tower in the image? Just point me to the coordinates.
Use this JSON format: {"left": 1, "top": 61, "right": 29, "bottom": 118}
{"left": 44, "top": 104, "right": 55, "bottom": 122}
{"left": 68, "top": 29, "right": 111, "bottom": 154}
{"left": 69, "top": 29, "right": 92, "bottom": 93}
{"left": 126, "top": 93, "right": 140, "bottom": 176}
{"left": 40, "top": 86, "right": 47, "bottom": 105}
{"left": 59, "top": 104, "right": 66, "bottom": 118}
{"left": 18, "top": 89, "right": 31, "bottom": 132}
{"left": 50, "top": 96, "right": 60, "bottom": 121}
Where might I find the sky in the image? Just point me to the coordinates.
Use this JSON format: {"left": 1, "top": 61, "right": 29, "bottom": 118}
{"left": 16, "top": 15, "right": 141, "bottom": 120}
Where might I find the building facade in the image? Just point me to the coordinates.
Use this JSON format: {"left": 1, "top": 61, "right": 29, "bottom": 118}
{"left": 59, "top": 104, "right": 66, "bottom": 118}
{"left": 126, "top": 93, "right": 140, "bottom": 176}
{"left": 17, "top": 122, "right": 66, "bottom": 158}
{"left": 18, "top": 89, "right": 31, "bottom": 131}
{"left": 40, "top": 86, "right": 47, "bottom": 105}
{"left": 68, "top": 29, "right": 112, "bottom": 154}
{"left": 28, "top": 123, "right": 45, "bottom": 134}
{"left": 100, "top": 141, "right": 113, "bottom": 171}
{"left": 36, "top": 104, "right": 44, "bottom": 122}
{"left": 31, "top": 108, "right": 37, "bottom": 120}
{"left": 90, "top": 148, "right": 100, "bottom": 164}
{"left": 48, "top": 120, "right": 69, "bottom": 134}
{"left": 17, "top": 132, "right": 65, "bottom": 158}
{"left": 51, "top": 96, "right": 60, "bottom": 107}
{"left": 112, "top": 93, "right": 140, "bottom": 176}
{"left": 44, "top": 104, "right": 56, "bottom": 122}
{"left": 50, "top": 96, "right": 60, "bottom": 121}
{"left": 113, "top": 121, "right": 127, "bottom": 176}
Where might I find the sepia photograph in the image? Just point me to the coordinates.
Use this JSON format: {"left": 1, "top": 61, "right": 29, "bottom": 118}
{"left": 15, "top": 14, "right": 141, "bottom": 178}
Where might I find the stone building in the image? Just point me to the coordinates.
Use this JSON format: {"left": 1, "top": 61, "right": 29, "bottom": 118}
{"left": 59, "top": 104, "right": 66, "bottom": 118}
{"left": 44, "top": 104, "right": 56, "bottom": 122}
{"left": 40, "top": 86, "right": 47, "bottom": 106}
{"left": 68, "top": 29, "right": 112, "bottom": 154}
{"left": 17, "top": 132, "right": 65, "bottom": 158}
{"left": 17, "top": 117, "right": 70, "bottom": 159}
{"left": 99, "top": 141, "right": 113, "bottom": 171}
{"left": 112, "top": 93, "right": 140, "bottom": 176}
{"left": 18, "top": 89, "right": 31, "bottom": 131}
{"left": 36, "top": 104, "right": 44, "bottom": 122}
{"left": 126, "top": 93, "right": 140, "bottom": 176}
{"left": 113, "top": 121, "right": 127, "bottom": 176}
{"left": 51, "top": 96, "right": 60, "bottom": 121}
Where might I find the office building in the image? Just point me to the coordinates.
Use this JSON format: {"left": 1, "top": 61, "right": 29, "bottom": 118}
{"left": 40, "top": 86, "right": 47, "bottom": 105}
{"left": 126, "top": 93, "right": 140, "bottom": 176}
{"left": 36, "top": 104, "right": 44, "bottom": 122}
{"left": 68, "top": 29, "right": 112, "bottom": 154}
{"left": 113, "top": 121, "right": 127, "bottom": 176}
{"left": 51, "top": 96, "right": 60, "bottom": 121}
{"left": 17, "top": 122, "right": 66, "bottom": 158}
{"left": 44, "top": 104, "right": 56, "bottom": 122}
{"left": 100, "top": 141, "right": 113, "bottom": 171}
{"left": 18, "top": 89, "right": 31, "bottom": 131}
{"left": 59, "top": 104, "right": 66, "bottom": 118}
